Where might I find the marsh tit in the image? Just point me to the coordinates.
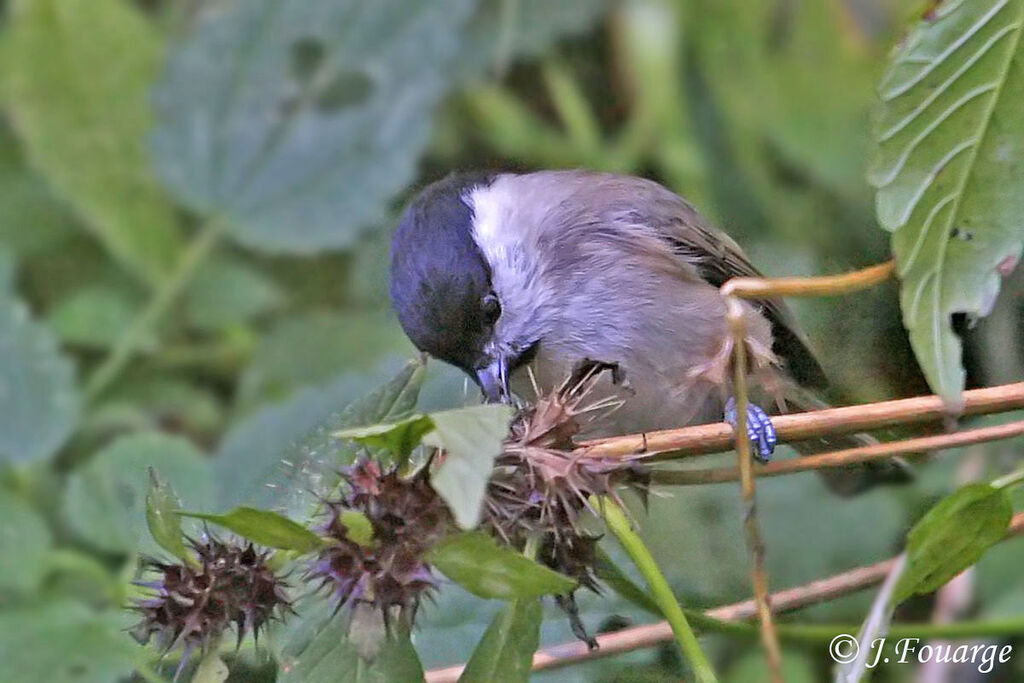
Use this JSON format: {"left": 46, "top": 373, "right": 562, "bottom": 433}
{"left": 389, "top": 170, "right": 909, "bottom": 493}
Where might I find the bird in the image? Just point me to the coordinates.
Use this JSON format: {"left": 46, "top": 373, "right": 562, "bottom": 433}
{"left": 389, "top": 170, "right": 910, "bottom": 494}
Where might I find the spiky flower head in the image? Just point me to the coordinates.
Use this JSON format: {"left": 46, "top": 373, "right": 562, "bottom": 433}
{"left": 309, "top": 459, "right": 453, "bottom": 629}
{"left": 131, "top": 536, "right": 291, "bottom": 656}
{"left": 486, "top": 362, "right": 648, "bottom": 643}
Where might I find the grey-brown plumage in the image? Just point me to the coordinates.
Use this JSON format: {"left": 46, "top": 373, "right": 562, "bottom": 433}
{"left": 390, "top": 170, "right": 910, "bottom": 494}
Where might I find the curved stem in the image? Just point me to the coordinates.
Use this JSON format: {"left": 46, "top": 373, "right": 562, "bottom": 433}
{"left": 719, "top": 260, "right": 895, "bottom": 299}
{"left": 599, "top": 497, "right": 718, "bottom": 683}
{"left": 85, "top": 218, "right": 225, "bottom": 402}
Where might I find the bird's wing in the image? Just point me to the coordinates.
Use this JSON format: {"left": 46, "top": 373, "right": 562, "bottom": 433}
{"left": 635, "top": 181, "right": 829, "bottom": 389}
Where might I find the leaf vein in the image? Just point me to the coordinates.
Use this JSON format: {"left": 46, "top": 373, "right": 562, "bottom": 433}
{"left": 876, "top": 84, "right": 996, "bottom": 189}
{"left": 883, "top": 0, "right": 1010, "bottom": 99}
{"left": 879, "top": 22, "right": 1020, "bottom": 142}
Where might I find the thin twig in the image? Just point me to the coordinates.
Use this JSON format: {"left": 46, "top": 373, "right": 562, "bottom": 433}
{"left": 725, "top": 296, "right": 783, "bottom": 681}
{"left": 575, "top": 382, "right": 1024, "bottom": 461}
{"left": 651, "top": 419, "right": 1024, "bottom": 486}
{"left": 425, "top": 513, "right": 1024, "bottom": 681}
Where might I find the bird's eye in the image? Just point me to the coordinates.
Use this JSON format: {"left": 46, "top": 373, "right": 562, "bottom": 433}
{"left": 481, "top": 293, "right": 501, "bottom": 324}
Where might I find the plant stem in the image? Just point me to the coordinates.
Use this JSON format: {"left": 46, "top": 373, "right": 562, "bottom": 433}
{"left": 598, "top": 496, "right": 718, "bottom": 683}
{"left": 85, "top": 218, "right": 225, "bottom": 402}
{"left": 725, "top": 296, "right": 784, "bottom": 683}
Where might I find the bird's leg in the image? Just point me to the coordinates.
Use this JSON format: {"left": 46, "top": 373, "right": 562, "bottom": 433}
{"left": 688, "top": 332, "right": 780, "bottom": 462}
{"left": 723, "top": 397, "right": 777, "bottom": 462}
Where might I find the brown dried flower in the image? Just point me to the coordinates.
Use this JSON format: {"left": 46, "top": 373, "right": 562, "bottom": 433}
{"left": 131, "top": 536, "right": 291, "bottom": 657}
{"left": 309, "top": 459, "right": 454, "bottom": 630}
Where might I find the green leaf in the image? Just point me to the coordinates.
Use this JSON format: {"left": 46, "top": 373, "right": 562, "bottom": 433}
{"left": 428, "top": 532, "right": 577, "bottom": 600}
{"left": 46, "top": 285, "right": 151, "bottom": 351}
{"left": 214, "top": 358, "right": 425, "bottom": 510}
{"left": 895, "top": 482, "right": 1013, "bottom": 602}
{"left": 457, "top": 0, "right": 611, "bottom": 83}
{"left": 0, "top": 290, "right": 79, "bottom": 463}
{"left": 0, "top": 247, "right": 12, "bottom": 290}
{"left": 276, "top": 595, "right": 424, "bottom": 683}
{"left": 182, "top": 257, "right": 284, "bottom": 332}
{"left": 0, "top": 496, "right": 53, "bottom": 594}
{"left": 145, "top": 467, "right": 189, "bottom": 561}
{"left": 235, "top": 312, "right": 410, "bottom": 412}
{"left": 338, "top": 510, "right": 374, "bottom": 547}
{"left": 869, "top": 0, "right": 1024, "bottom": 406}
{"left": 459, "top": 599, "right": 542, "bottom": 683}
{"left": 334, "top": 414, "right": 435, "bottom": 463}
{"left": 2, "top": 0, "right": 183, "bottom": 285}
{"left": 63, "top": 433, "right": 213, "bottom": 555}
{"left": 427, "top": 404, "right": 514, "bottom": 529}
{"left": 0, "top": 122, "right": 77, "bottom": 260}
{"left": 90, "top": 378, "right": 225, "bottom": 440}
{"left": 0, "top": 601, "right": 137, "bottom": 683}
{"left": 152, "top": 0, "right": 476, "bottom": 253}
{"left": 178, "top": 506, "right": 325, "bottom": 553}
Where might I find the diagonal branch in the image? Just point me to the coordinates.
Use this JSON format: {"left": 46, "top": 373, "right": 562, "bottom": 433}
{"left": 652, "top": 418, "right": 1024, "bottom": 486}
{"left": 575, "top": 381, "right": 1024, "bottom": 461}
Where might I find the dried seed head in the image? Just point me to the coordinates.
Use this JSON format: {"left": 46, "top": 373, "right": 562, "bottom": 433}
{"left": 486, "top": 362, "right": 648, "bottom": 644}
{"left": 309, "top": 459, "right": 453, "bottom": 629}
{"left": 131, "top": 536, "right": 291, "bottom": 656}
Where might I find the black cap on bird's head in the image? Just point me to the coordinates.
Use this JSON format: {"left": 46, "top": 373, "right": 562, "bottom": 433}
{"left": 389, "top": 173, "right": 511, "bottom": 401}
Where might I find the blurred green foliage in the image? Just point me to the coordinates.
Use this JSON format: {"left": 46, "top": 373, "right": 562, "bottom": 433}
{"left": 0, "top": 0, "right": 1022, "bottom": 681}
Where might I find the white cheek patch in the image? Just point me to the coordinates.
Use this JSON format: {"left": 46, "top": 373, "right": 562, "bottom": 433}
{"left": 465, "top": 179, "right": 552, "bottom": 344}
{"left": 465, "top": 180, "right": 519, "bottom": 274}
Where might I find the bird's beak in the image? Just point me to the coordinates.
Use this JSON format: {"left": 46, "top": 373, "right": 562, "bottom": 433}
{"left": 476, "top": 354, "right": 511, "bottom": 404}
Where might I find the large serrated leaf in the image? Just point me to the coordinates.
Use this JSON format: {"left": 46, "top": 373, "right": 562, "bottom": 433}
{"left": 1, "top": 0, "right": 183, "bottom": 285}
{"left": 869, "top": 0, "right": 1024, "bottom": 406}
{"left": 152, "top": 0, "right": 476, "bottom": 253}
{"left": 0, "top": 291, "right": 79, "bottom": 463}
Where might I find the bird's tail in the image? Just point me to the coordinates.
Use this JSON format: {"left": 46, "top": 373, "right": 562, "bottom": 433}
{"left": 782, "top": 390, "right": 914, "bottom": 496}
